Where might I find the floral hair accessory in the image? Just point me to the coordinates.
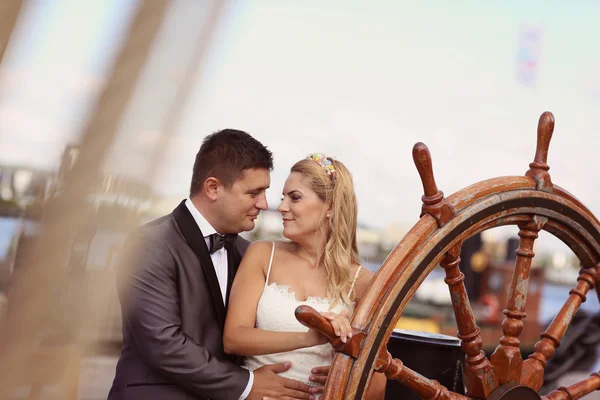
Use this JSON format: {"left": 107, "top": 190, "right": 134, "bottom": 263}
{"left": 307, "top": 153, "right": 336, "bottom": 182}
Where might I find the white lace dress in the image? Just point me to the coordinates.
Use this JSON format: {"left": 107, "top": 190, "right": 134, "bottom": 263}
{"left": 242, "top": 242, "right": 361, "bottom": 387}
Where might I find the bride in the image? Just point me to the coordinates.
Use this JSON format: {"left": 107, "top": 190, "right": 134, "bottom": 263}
{"left": 224, "top": 154, "right": 386, "bottom": 399}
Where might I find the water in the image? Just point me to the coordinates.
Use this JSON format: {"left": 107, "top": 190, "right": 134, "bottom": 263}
{"left": 0, "top": 216, "right": 39, "bottom": 262}
{"left": 541, "top": 282, "right": 599, "bottom": 324}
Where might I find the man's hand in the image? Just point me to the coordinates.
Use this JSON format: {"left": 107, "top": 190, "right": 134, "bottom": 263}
{"left": 308, "top": 365, "right": 330, "bottom": 394}
{"left": 248, "top": 362, "right": 315, "bottom": 400}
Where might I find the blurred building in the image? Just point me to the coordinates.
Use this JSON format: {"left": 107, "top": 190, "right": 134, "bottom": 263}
{"left": 2, "top": 144, "right": 158, "bottom": 346}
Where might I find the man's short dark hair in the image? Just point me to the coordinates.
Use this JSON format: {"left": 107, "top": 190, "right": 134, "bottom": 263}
{"left": 190, "top": 129, "right": 273, "bottom": 196}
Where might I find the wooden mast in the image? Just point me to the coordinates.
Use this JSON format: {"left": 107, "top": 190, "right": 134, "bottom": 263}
{"left": 0, "top": 1, "right": 172, "bottom": 398}
{"left": 0, "top": 0, "right": 24, "bottom": 64}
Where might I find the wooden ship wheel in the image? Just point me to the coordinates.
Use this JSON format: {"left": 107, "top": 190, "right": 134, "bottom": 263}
{"left": 296, "top": 111, "right": 600, "bottom": 399}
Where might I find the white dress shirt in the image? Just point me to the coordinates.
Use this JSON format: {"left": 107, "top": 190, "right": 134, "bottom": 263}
{"left": 185, "top": 198, "right": 254, "bottom": 400}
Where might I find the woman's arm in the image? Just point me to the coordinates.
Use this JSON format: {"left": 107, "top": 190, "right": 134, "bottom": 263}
{"left": 224, "top": 241, "right": 324, "bottom": 356}
{"left": 352, "top": 265, "right": 374, "bottom": 303}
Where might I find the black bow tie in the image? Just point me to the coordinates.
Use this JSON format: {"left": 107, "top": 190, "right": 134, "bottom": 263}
{"left": 208, "top": 233, "right": 237, "bottom": 254}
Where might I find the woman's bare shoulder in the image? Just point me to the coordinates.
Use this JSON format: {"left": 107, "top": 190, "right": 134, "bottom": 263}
{"left": 357, "top": 264, "right": 374, "bottom": 279}
{"left": 245, "top": 240, "right": 292, "bottom": 262}
{"left": 247, "top": 240, "right": 275, "bottom": 252}
{"left": 350, "top": 264, "right": 373, "bottom": 278}
{"left": 242, "top": 240, "right": 276, "bottom": 265}
{"left": 353, "top": 264, "right": 375, "bottom": 298}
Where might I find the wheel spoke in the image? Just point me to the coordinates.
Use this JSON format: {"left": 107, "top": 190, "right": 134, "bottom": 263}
{"left": 490, "top": 216, "right": 546, "bottom": 384}
{"left": 374, "top": 347, "right": 470, "bottom": 400}
{"left": 542, "top": 372, "right": 600, "bottom": 400}
{"left": 412, "top": 142, "right": 456, "bottom": 227}
{"left": 441, "top": 243, "right": 498, "bottom": 398}
{"left": 521, "top": 263, "right": 598, "bottom": 390}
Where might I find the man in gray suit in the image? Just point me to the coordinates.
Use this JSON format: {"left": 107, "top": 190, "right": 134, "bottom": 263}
{"left": 108, "top": 130, "right": 315, "bottom": 399}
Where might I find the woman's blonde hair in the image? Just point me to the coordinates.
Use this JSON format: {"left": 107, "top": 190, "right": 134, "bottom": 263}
{"left": 290, "top": 155, "right": 360, "bottom": 306}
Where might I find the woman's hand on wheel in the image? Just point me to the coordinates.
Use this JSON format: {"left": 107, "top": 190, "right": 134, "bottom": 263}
{"left": 320, "top": 309, "right": 351, "bottom": 343}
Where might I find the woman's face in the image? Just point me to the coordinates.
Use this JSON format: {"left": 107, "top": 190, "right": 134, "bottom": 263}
{"left": 278, "top": 172, "right": 328, "bottom": 242}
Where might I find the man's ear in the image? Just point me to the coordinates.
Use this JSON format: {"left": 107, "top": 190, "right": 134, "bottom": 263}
{"left": 204, "top": 177, "right": 220, "bottom": 201}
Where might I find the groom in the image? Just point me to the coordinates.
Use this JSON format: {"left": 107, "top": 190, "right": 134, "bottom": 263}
{"left": 108, "top": 129, "right": 317, "bottom": 399}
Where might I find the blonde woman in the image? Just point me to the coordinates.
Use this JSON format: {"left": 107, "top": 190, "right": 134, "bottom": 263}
{"left": 224, "top": 154, "right": 386, "bottom": 399}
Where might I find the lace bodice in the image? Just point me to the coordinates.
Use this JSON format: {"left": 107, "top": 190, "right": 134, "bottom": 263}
{"left": 242, "top": 242, "right": 360, "bottom": 386}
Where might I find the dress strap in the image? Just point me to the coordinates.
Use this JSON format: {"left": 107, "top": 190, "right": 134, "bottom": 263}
{"left": 348, "top": 266, "right": 362, "bottom": 297}
{"left": 265, "top": 242, "right": 276, "bottom": 287}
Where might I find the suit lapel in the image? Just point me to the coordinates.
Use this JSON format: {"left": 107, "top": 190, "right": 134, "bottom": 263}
{"left": 225, "top": 242, "right": 242, "bottom": 308}
{"left": 172, "top": 200, "right": 226, "bottom": 327}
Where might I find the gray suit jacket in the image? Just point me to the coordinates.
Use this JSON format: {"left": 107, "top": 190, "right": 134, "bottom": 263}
{"left": 108, "top": 200, "right": 251, "bottom": 400}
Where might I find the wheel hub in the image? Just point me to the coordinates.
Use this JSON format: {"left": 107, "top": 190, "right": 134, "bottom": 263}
{"left": 487, "top": 383, "right": 541, "bottom": 400}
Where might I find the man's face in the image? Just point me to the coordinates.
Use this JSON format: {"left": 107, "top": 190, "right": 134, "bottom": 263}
{"left": 216, "top": 168, "right": 270, "bottom": 234}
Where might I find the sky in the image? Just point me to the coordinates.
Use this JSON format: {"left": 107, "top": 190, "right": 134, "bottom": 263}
{"left": 0, "top": 0, "right": 599, "bottom": 251}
